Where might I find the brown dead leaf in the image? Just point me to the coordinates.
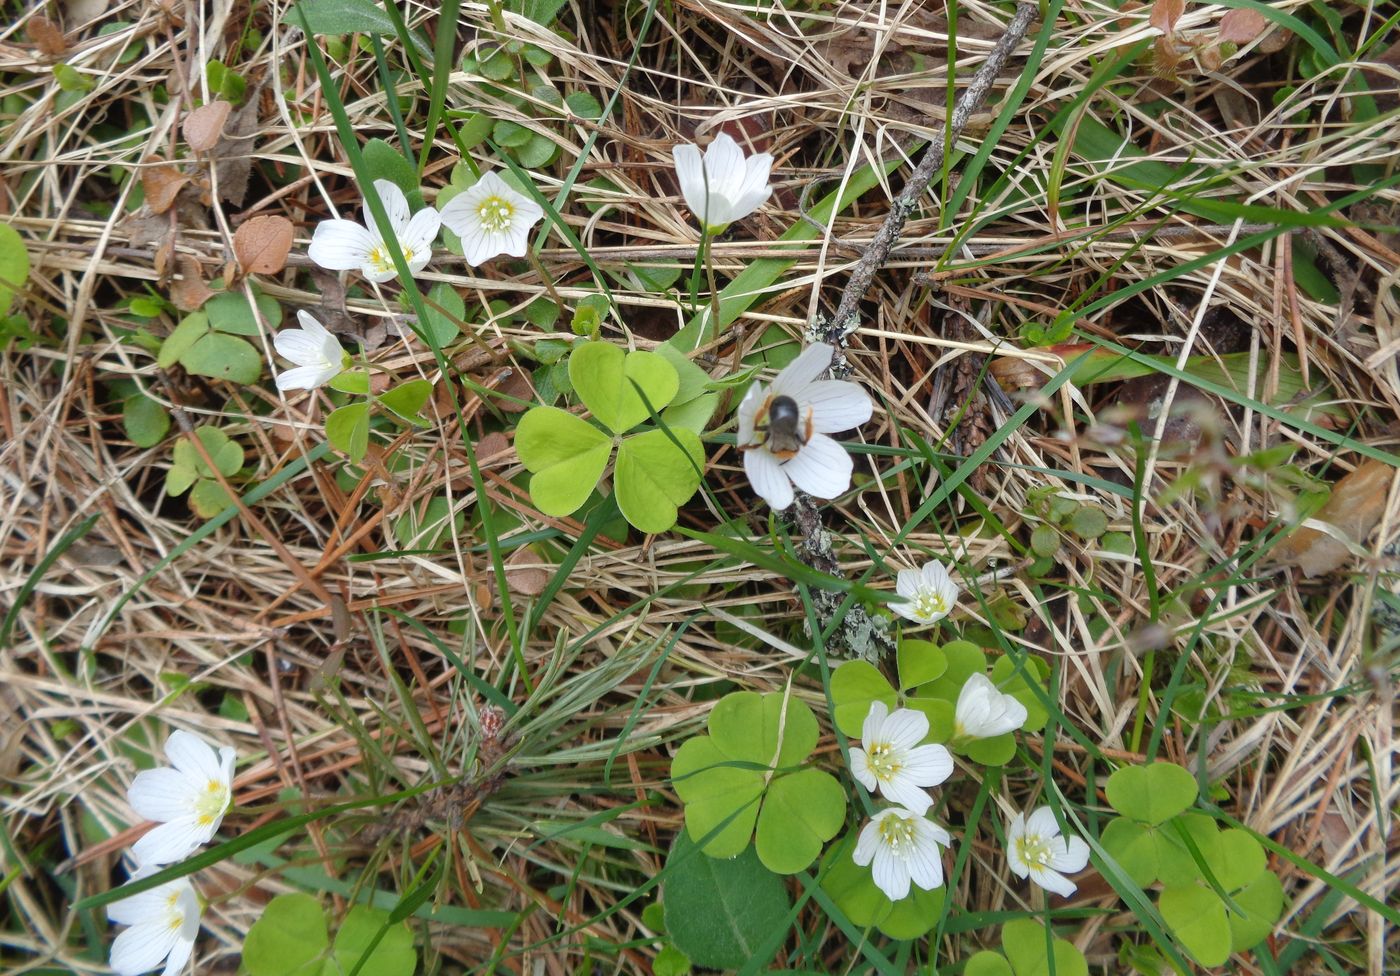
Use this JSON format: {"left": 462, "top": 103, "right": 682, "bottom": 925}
{"left": 212, "top": 87, "right": 261, "bottom": 205}
{"left": 492, "top": 367, "right": 534, "bottom": 413}
{"left": 183, "top": 100, "right": 231, "bottom": 153}
{"left": 28, "top": 15, "right": 68, "bottom": 56}
{"left": 1149, "top": 0, "right": 1185, "bottom": 36}
{"left": 1269, "top": 460, "right": 1395, "bottom": 577}
{"left": 233, "top": 215, "right": 294, "bottom": 275}
{"left": 142, "top": 165, "right": 190, "bottom": 215}
{"left": 170, "top": 254, "right": 214, "bottom": 310}
{"left": 476, "top": 431, "right": 510, "bottom": 466}
{"left": 1218, "top": 8, "right": 1269, "bottom": 45}
{"left": 503, "top": 547, "right": 549, "bottom": 597}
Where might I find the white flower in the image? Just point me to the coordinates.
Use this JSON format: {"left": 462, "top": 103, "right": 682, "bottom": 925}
{"left": 1007, "top": 806, "right": 1091, "bottom": 898}
{"left": 853, "top": 807, "right": 951, "bottom": 902}
{"left": 307, "top": 178, "right": 439, "bottom": 283}
{"left": 273, "top": 310, "right": 347, "bottom": 391}
{"left": 438, "top": 171, "right": 545, "bottom": 267}
{"left": 953, "top": 673, "right": 1028, "bottom": 741}
{"left": 108, "top": 869, "right": 202, "bottom": 976}
{"left": 736, "top": 343, "right": 872, "bottom": 510}
{"left": 126, "top": 730, "right": 235, "bottom": 866}
{"left": 893, "top": 559, "right": 959, "bottom": 625}
{"left": 849, "top": 701, "right": 953, "bottom": 815}
{"left": 672, "top": 132, "right": 773, "bottom": 233}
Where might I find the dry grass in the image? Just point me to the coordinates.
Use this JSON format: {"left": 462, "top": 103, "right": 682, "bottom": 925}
{"left": 2, "top": 0, "right": 1398, "bottom": 972}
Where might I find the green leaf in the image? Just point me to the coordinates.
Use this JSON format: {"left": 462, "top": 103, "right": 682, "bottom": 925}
{"left": 329, "top": 370, "right": 370, "bottom": 395}
{"left": 205, "top": 288, "right": 281, "bottom": 335}
{"left": 569, "top": 341, "right": 678, "bottom": 434}
{"left": 172, "top": 427, "right": 244, "bottom": 479}
{"left": 1160, "top": 884, "right": 1231, "bottom": 967}
{"left": 660, "top": 393, "right": 717, "bottom": 434}
{"left": 613, "top": 428, "right": 703, "bottom": 534}
{"left": 514, "top": 132, "right": 557, "bottom": 168}
{"left": 378, "top": 379, "right": 433, "bottom": 427}
{"left": 493, "top": 120, "right": 533, "bottom": 148}
{"left": 1001, "top": 918, "right": 1090, "bottom": 976}
{"left": 1070, "top": 506, "right": 1108, "bottom": 538}
{"left": 362, "top": 138, "right": 419, "bottom": 196}
{"left": 326, "top": 402, "right": 370, "bottom": 462}
{"left": 754, "top": 768, "right": 844, "bottom": 874}
{"left": 709, "top": 690, "right": 817, "bottom": 769}
{"left": 515, "top": 406, "right": 612, "bottom": 517}
{"left": 457, "top": 112, "right": 494, "bottom": 150}
{"left": 829, "top": 661, "right": 897, "bottom": 737}
{"left": 818, "top": 835, "right": 945, "bottom": 939}
{"left": 671, "top": 736, "right": 763, "bottom": 859}
{"left": 1227, "top": 869, "right": 1283, "bottom": 951}
{"left": 0, "top": 222, "right": 30, "bottom": 313}
{"left": 332, "top": 905, "right": 416, "bottom": 976}
{"left": 1106, "top": 762, "right": 1198, "bottom": 825}
{"left": 392, "top": 496, "right": 463, "bottom": 549}
{"left": 1101, "top": 817, "right": 1170, "bottom": 888}
{"left": 565, "top": 90, "right": 603, "bottom": 119}
{"left": 1157, "top": 813, "right": 1222, "bottom": 887}
{"left": 1213, "top": 828, "right": 1267, "bottom": 891}
{"left": 1030, "top": 524, "right": 1059, "bottom": 557}
{"left": 662, "top": 832, "right": 789, "bottom": 970}
{"left": 508, "top": 0, "right": 570, "bottom": 26}
{"left": 242, "top": 893, "right": 329, "bottom": 976}
{"left": 285, "top": 0, "right": 433, "bottom": 59}
{"left": 965, "top": 733, "right": 1018, "bottom": 766}
{"left": 180, "top": 332, "right": 262, "bottom": 384}
{"left": 420, "top": 281, "right": 464, "bottom": 346}
{"left": 652, "top": 945, "right": 690, "bottom": 976}
{"left": 896, "top": 639, "right": 947, "bottom": 690}
{"left": 914, "top": 640, "right": 987, "bottom": 701}
{"left": 158, "top": 312, "right": 211, "bottom": 368}
{"left": 965, "top": 952, "right": 1015, "bottom": 976}
{"left": 189, "top": 478, "right": 236, "bottom": 518}
{"left": 122, "top": 394, "right": 170, "bottom": 448}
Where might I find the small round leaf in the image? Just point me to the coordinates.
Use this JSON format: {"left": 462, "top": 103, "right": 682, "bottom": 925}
{"left": 1105, "top": 762, "right": 1198, "bottom": 825}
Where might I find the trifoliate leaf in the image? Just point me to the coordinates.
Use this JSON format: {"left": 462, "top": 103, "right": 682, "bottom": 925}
{"left": 515, "top": 406, "right": 611, "bottom": 517}
{"left": 180, "top": 332, "right": 262, "bottom": 385}
{"left": 1105, "top": 762, "right": 1198, "bottom": 825}
{"left": 1159, "top": 883, "right": 1231, "bottom": 967}
{"left": 569, "top": 341, "right": 678, "bottom": 434}
{"left": 378, "top": 379, "right": 434, "bottom": 427}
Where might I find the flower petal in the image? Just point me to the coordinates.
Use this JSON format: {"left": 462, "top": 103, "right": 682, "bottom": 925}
{"left": 672, "top": 143, "right": 708, "bottom": 221}
{"left": 849, "top": 748, "right": 877, "bottom": 793}
{"left": 771, "top": 343, "right": 834, "bottom": 398}
{"left": 702, "top": 133, "right": 748, "bottom": 213}
{"left": 131, "top": 816, "right": 210, "bottom": 866}
{"left": 744, "top": 448, "right": 794, "bottom": 510}
{"left": 274, "top": 331, "right": 327, "bottom": 366}
{"left": 905, "top": 839, "right": 943, "bottom": 891}
{"left": 881, "top": 777, "right": 933, "bottom": 815}
{"left": 111, "top": 922, "right": 180, "bottom": 976}
{"left": 127, "top": 768, "right": 200, "bottom": 822}
{"left": 1050, "top": 834, "right": 1091, "bottom": 874}
{"left": 307, "top": 220, "right": 376, "bottom": 271}
{"left": 802, "top": 380, "right": 872, "bottom": 433}
{"left": 782, "top": 433, "right": 852, "bottom": 500}
{"left": 366, "top": 179, "right": 410, "bottom": 235}
{"left": 1030, "top": 865, "right": 1078, "bottom": 898}
{"left": 164, "top": 731, "right": 221, "bottom": 783}
{"left": 880, "top": 708, "right": 929, "bottom": 750}
{"left": 860, "top": 699, "right": 889, "bottom": 745}
{"left": 736, "top": 384, "right": 765, "bottom": 444}
{"left": 853, "top": 819, "right": 880, "bottom": 866}
{"left": 295, "top": 310, "right": 332, "bottom": 342}
{"left": 902, "top": 744, "right": 954, "bottom": 787}
{"left": 871, "top": 846, "right": 910, "bottom": 901}
{"left": 276, "top": 364, "right": 336, "bottom": 391}
{"left": 400, "top": 206, "right": 441, "bottom": 254}
{"left": 1025, "top": 806, "right": 1063, "bottom": 840}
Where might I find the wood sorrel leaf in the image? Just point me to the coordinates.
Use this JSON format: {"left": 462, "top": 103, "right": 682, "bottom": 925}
{"left": 1106, "top": 761, "right": 1197, "bottom": 825}
{"left": 613, "top": 428, "right": 702, "bottom": 534}
{"left": 568, "top": 341, "right": 677, "bottom": 434}
{"left": 326, "top": 402, "right": 369, "bottom": 463}
{"left": 514, "top": 406, "right": 611, "bottom": 517}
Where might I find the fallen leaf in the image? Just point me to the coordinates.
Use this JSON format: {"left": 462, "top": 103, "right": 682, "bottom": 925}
{"left": 28, "top": 15, "right": 68, "bottom": 56}
{"left": 142, "top": 164, "right": 190, "bottom": 215}
{"left": 170, "top": 254, "right": 214, "bottom": 310}
{"left": 212, "top": 87, "right": 261, "bottom": 205}
{"left": 183, "top": 100, "right": 231, "bottom": 152}
{"left": 1269, "top": 460, "right": 1394, "bottom": 577}
{"left": 504, "top": 547, "right": 549, "bottom": 596}
{"left": 477, "top": 431, "right": 510, "bottom": 466}
{"left": 233, "top": 215, "right": 294, "bottom": 275}
{"left": 1219, "top": 8, "right": 1269, "bottom": 45}
{"left": 1149, "top": 0, "right": 1185, "bottom": 36}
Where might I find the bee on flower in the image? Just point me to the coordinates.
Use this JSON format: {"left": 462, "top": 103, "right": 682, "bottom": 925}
{"left": 736, "top": 343, "right": 872, "bottom": 510}
{"left": 307, "top": 179, "right": 440, "bottom": 282}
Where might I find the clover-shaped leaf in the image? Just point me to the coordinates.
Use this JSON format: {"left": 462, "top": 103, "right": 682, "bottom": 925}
{"left": 1105, "top": 762, "right": 1198, "bottom": 826}
{"left": 515, "top": 406, "right": 612, "bottom": 517}
{"left": 1000, "top": 918, "right": 1090, "bottom": 976}
{"left": 1101, "top": 811, "right": 1216, "bottom": 888}
{"left": 1159, "top": 883, "right": 1231, "bottom": 967}
{"left": 896, "top": 639, "right": 947, "bottom": 690}
{"left": 614, "top": 428, "right": 703, "bottom": 534}
{"left": 569, "top": 340, "right": 678, "bottom": 434}
{"left": 1227, "top": 868, "right": 1283, "bottom": 952}
{"left": 672, "top": 691, "right": 842, "bottom": 874}
{"left": 819, "top": 833, "right": 945, "bottom": 939}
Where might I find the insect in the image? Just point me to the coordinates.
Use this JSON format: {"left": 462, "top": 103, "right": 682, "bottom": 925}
{"left": 751, "top": 394, "right": 812, "bottom": 460}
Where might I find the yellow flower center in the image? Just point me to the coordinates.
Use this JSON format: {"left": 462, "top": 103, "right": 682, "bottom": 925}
{"left": 165, "top": 890, "right": 185, "bottom": 930}
{"left": 368, "top": 244, "right": 413, "bottom": 273}
{"left": 867, "top": 742, "right": 903, "bottom": 784}
{"left": 1015, "top": 831, "right": 1053, "bottom": 868}
{"left": 912, "top": 591, "right": 948, "bottom": 620}
{"left": 877, "top": 812, "right": 917, "bottom": 852}
{"left": 195, "top": 778, "right": 229, "bottom": 827}
{"left": 476, "top": 196, "right": 516, "bottom": 232}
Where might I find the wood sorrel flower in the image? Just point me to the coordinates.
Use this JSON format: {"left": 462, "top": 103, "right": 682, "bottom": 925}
{"left": 853, "top": 807, "right": 950, "bottom": 901}
{"left": 307, "top": 179, "right": 439, "bottom": 283}
{"left": 273, "top": 310, "right": 347, "bottom": 392}
{"left": 953, "top": 673, "right": 1028, "bottom": 741}
{"left": 892, "top": 559, "right": 959, "bottom": 625}
{"left": 672, "top": 132, "right": 772, "bottom": 233}
{"left": 107, "top": 869, "right": 201, "bottom": 976}
{"left": 126, "top": 730, "right": 235, "bottom": 866}
{"left": 736, "top": 343, "right": 872, "bottom": 510}
{"left": 438, "top": 171, "right": 544, "bottom": 266}
{"left": 1007, "top": 806, "right": 1091, "bottom": 897}
{"left": 849, "top": 701, "right": 953, "bottom": 815}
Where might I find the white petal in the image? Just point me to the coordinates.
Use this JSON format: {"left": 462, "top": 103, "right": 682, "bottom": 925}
{"left": 860, "top": 700, "right": 889, "bottom": 745}
{"left": 295, "top": 309, "right": 333, "bottom": 342}
{"left": 771, "top": 343, "right": 834, "bottom": 398}
{"left": 360, "top": 260, "right": 400, "bottom": 284}
{"left": 1025, "top": 806, "right": 1063, "bottom": 840}
{"left": 853, "top": 819, "right": 881, "bottom": 866}
{"left": 131, "top": 817, "right": 209, "bottom": 866}
{"left": 496, "top": 224, "right": 532, "bottom": 259}
{"left": 672, "top": 143, "right": 708, "bottom": 222}
{"left": 108, "top": 887, "right": 171, "bottom": 926}
{"left": 880, "top": 708, "right": 929, "bottom": 750}
{"left": 436, "top": 191, "right": 473, "bottom": 236}
{"left": 895, "top": 569, "right": 921, "bottom": 600}
{"left": 782, "top": 433, "right": 852, "bottom": 500}
{"left": 730, "top": 154, "right": 774, "bottom": 220}
{"left": 111, "top": 923, "right": 179, "bottom": 976}
{"left": 400, "top": 207, "right": 441, "bottom": 254}
{"left": 871, "top": 846, "right": 910, "bottom": 901}
{"left": 744, "top": 448, "right": 794, "bottom": 510}
{"left": 905, "top": 840, "right": 943, "bottom": 891}
{"left": 159, "top": 934, "right": 196, "bottom": 976}
{"left": 848, "top": 749, "right": 877, "bottom": 792}
{"left": 735, "top": 384, "right": 765, "bottom": 444}
{"left": 1030, "top": 865, "right": 1078, "bottom": 898}
{"left": 802, "top": 380, "right": 872, "bottom": 433}
{"left": 1050, "top": 835, "right": 1091, "bottom": 874}
{"left": 127, "top": 768, "right": 200, "bottom": 821}
{"left": 307, "top": 220, "right": 376, "bottom": 271}
{"left": 902, "top": 744, "right": 954, "bottom": 787}
{"left": 702, "top": 133, "right": 748, "bottom": 211}
{"left": 274, "top": 331, "right": 329, "bottom": 367}
{"left": 276, "top": 364, "right": 336, "bottom": 391}
{"left": 367, "top": 179, "right": 410, "bottom": 235}
{"left": 881, "top": 777, "right": 932, "bottom": 815}
{"left": 164, "top": 732, "right": 222, "bottom": 783}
